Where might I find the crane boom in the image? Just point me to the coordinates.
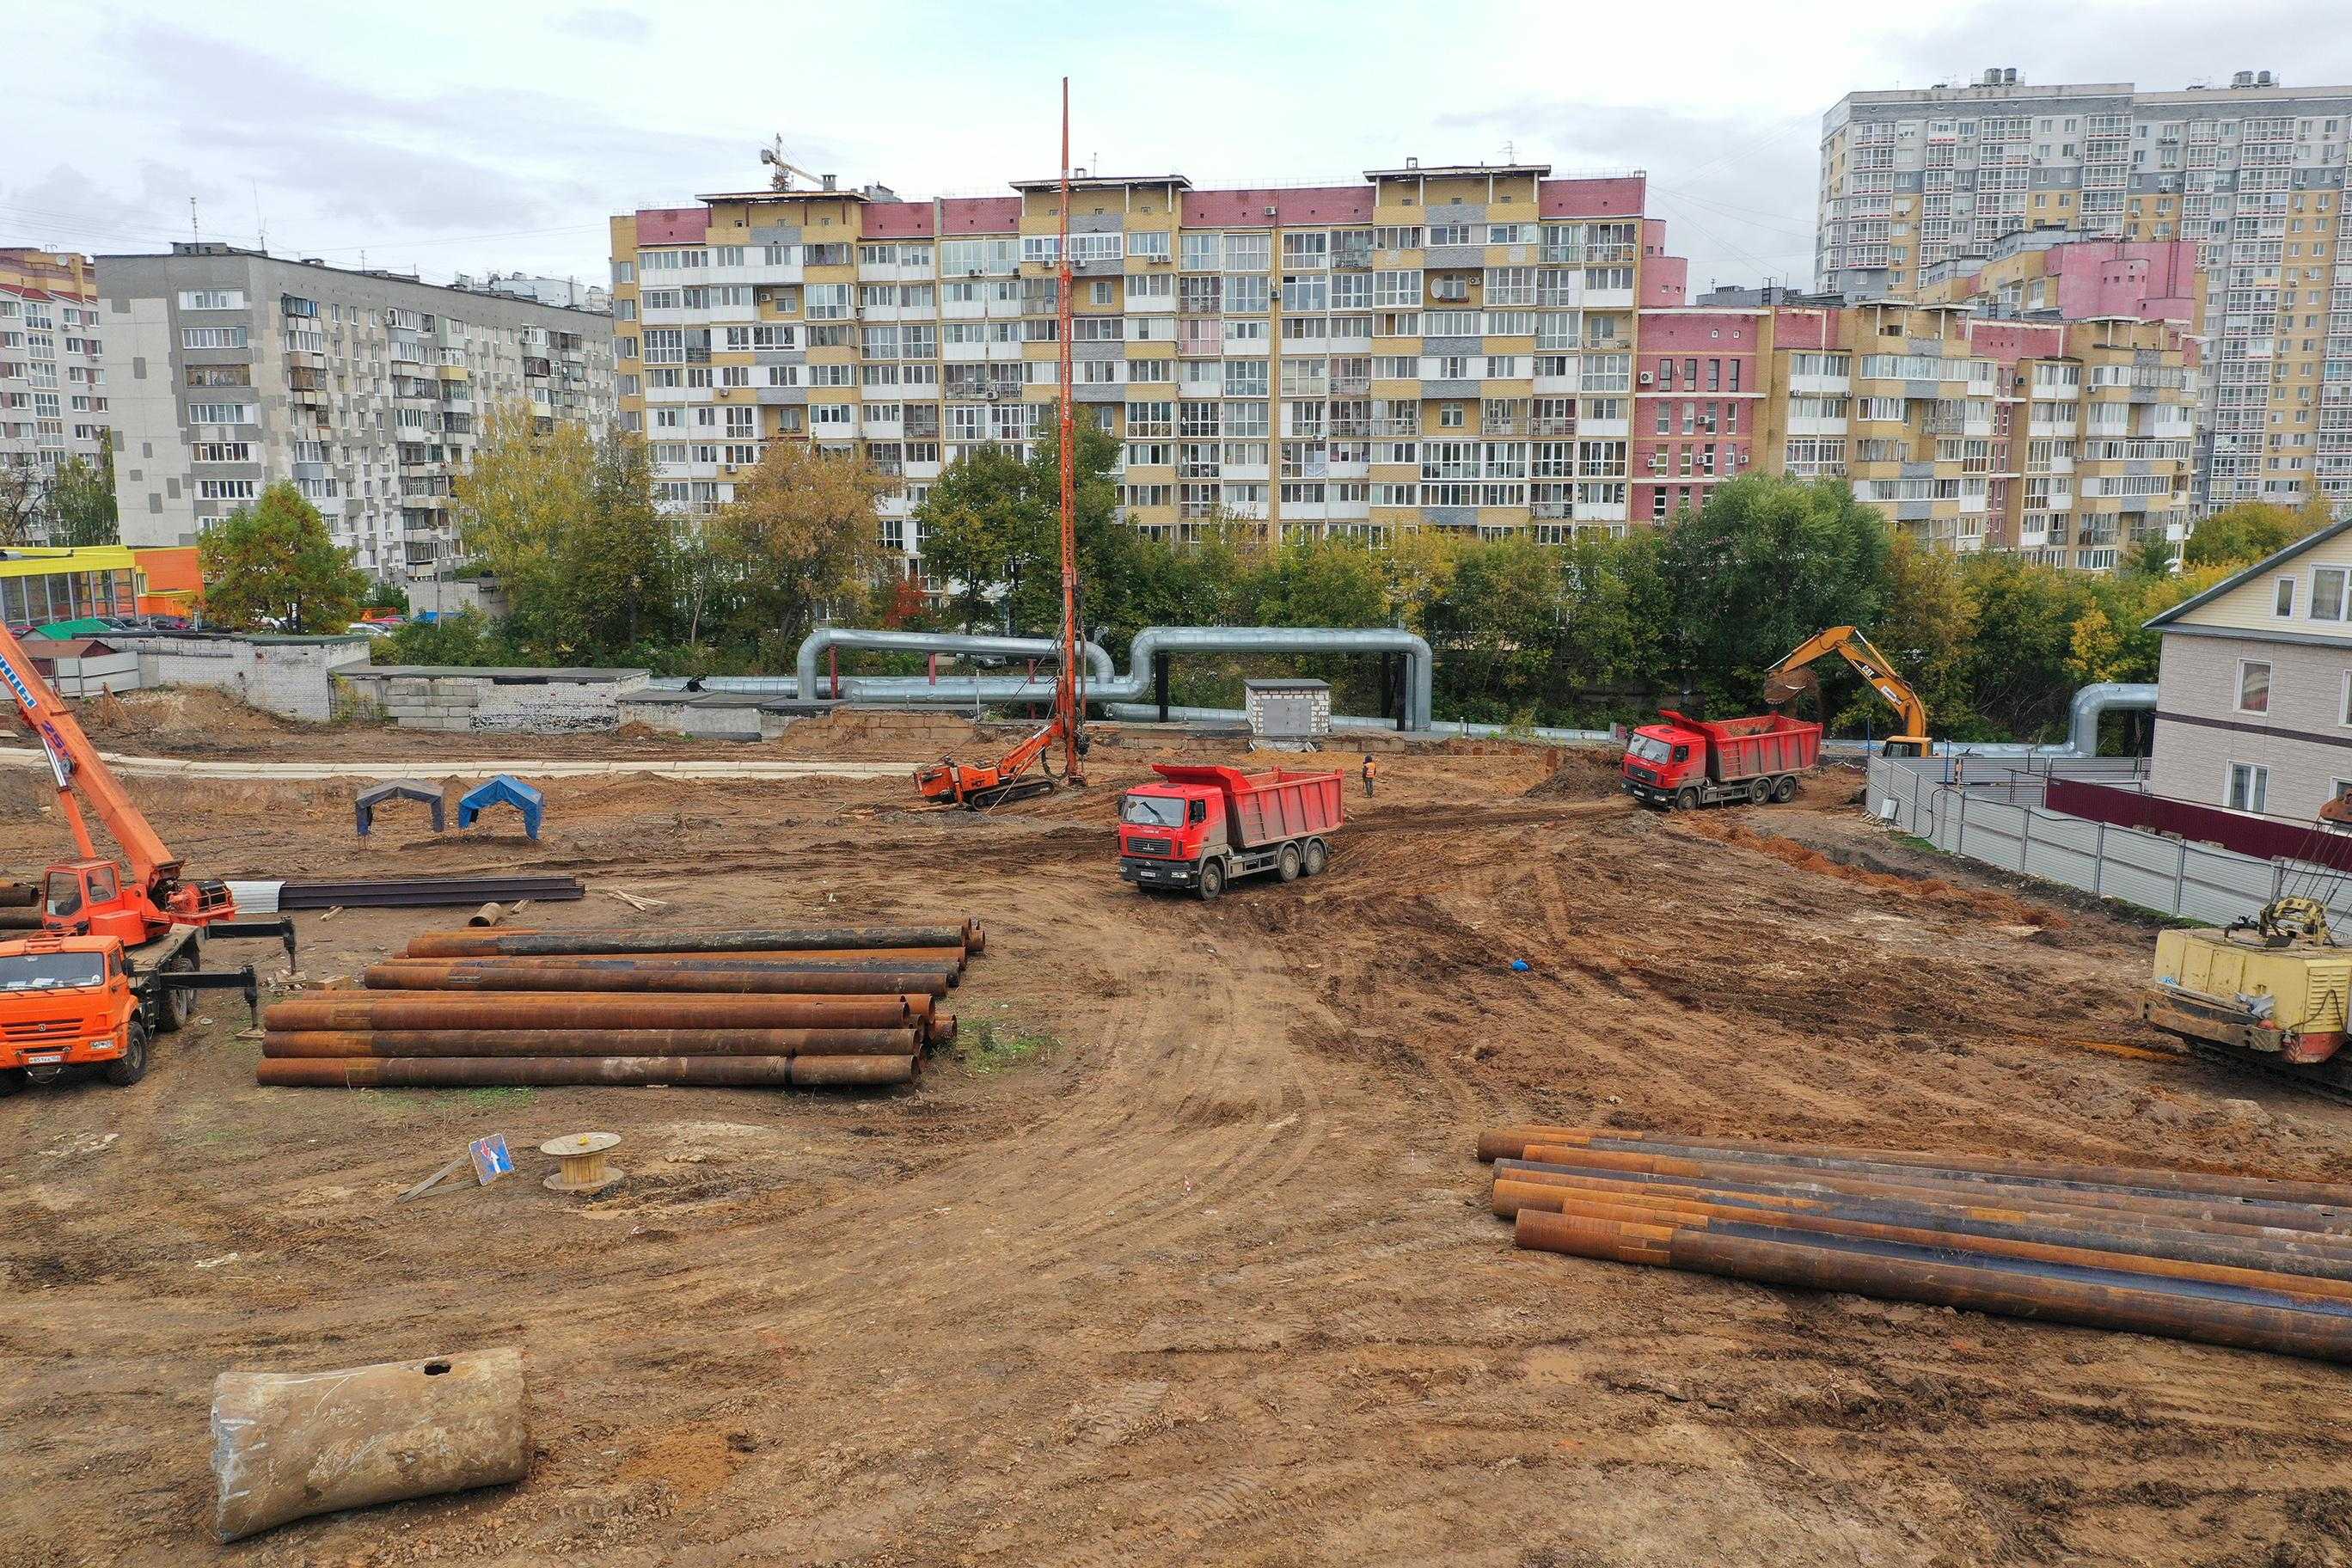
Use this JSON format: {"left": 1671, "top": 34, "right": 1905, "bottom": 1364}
{"left": 0, "top": 622, "right": 178, "bottom": 885}
{"left": 1761, "top": 625, "right": 1931, "bottom": 757}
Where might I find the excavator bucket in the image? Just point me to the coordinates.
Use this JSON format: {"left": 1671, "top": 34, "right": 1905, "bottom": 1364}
{"left": 1761, "top": 665, "right": 1820, "bottom": 714}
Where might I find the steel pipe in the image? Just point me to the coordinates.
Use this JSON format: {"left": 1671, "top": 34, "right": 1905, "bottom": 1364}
{"left": 1491, "top": 1164, "right": 2352, "bottom": 1265}
{"left": 260, "top": 1055, "right": 801, "bottom": 1088}
{"left": 362, "top": 963, "right": 952, "bottom": 998}
{"left": 1496, "top": 1184, "right": 2352, "bottom": 1303}
{"left": 374, "top": 953, "right": 963, "bottom": 983}
{"left": 262, "top": 1028, "right": 920, "bottom": 1058}
{"left": 1515, "top": 1209, "right": 2352, "bottom": 1364}
{"left": 264, "top": 993, "right": 922, "bottom": 1032}
{"left": 787, "top": 1054, "right": 920, "bottom": 1087}
{"left": 403, "top": 923, "right": 980, "bottom": 960}
{"left": 1480, "top": 1124, "right": 2352, "bottom": 1210}
{"left": 794, "top": 627, "right": 1116, "bottom": 702}
{"left": 1513, "top": 1141, "right": 2352, "bottom": 1231}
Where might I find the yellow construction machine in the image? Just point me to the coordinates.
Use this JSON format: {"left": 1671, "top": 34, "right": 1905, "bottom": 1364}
{"left": 2141, "top": 793, "right": 2352, "bottom": 1088}
{"left": 1762, "top": 626, "right": 1932, "bottom": 756}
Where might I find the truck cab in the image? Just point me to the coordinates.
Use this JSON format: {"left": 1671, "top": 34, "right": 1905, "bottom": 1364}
{"left": 1620, "top": 720, "right": 1705, "bottom": 804}
{"left": 1118, "top": 781, "right": 1223, "bottom": 879}
{"left": 0, "top": 934, "right": 151, "bottom": 1090}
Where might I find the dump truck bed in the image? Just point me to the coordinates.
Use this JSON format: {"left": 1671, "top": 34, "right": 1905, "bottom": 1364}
{"left": 1147, "top": 763, "right": 1344, "bottom": 850}
{"left": 1658, "top": 711, "right": 1822, "bottom": 785}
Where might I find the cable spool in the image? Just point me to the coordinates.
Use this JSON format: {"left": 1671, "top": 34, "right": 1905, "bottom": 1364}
{"left": 540, "top": 1131, "right": 622, "bottom": 1195}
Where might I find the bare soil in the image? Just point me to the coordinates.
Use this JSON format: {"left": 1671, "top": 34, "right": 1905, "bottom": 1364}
{"left": 1, "top": 726, "right": 2346, "bottom": 1567}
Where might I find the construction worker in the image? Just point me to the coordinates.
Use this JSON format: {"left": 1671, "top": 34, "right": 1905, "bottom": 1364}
{"left": 1361, "top": 753, "right": 1378, "bottom": 799}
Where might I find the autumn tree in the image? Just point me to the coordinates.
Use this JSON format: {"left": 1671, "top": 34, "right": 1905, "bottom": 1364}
{"left": 450, "top": 402, "right": 680, "bottom": 657}
{"left": 0, "top": 465, "right": 45, "bottom": 547}
{"left": 705, "top": 441, "right": 896, "bottom": 658}
{"left": 2185, "top": 499, "right": 2333, "bottom": 568}
{"left": 197, "top": 481, "right": 367, "bottom": 633}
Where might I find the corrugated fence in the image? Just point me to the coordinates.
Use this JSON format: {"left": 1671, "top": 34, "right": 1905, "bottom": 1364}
{"left": 1865, "top": 756, "right": 2352, "bottom": 928}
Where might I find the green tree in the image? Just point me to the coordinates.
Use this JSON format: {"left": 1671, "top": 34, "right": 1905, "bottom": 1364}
{"left": 912, "top": 445, "right": 1037, "bottom": 632}
{"left": 1660, "top": 475, "right": 1895, "bottom": 714}
{"left": 197, "top": 481, "right": 367, "bottom": 633}
{"left": 46, "top": 449, "right": 119, "bottom": 547}
{"left": 1852, "top": 534, "right": 1979, "bottom": 738}
{"left": 2184, "top": 499, "right": 2332, "bottom": 568}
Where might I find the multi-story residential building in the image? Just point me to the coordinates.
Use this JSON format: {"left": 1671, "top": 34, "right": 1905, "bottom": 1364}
{"left": 452, "top": 272, "right": 611, "bottom": 313}
{"left": 0, "top": 248, "right": 109, "bottom": 491}
{"left": 1619, "top": 297, "right": 2197, "bottom": 571}
{"left": 1916, "top": 236, "right": 2202, "bottom": 328}
{"left": 95, "top": 243, "right": 615, "bottom": 580}
{"left": 609, "top": 162, "right": 1688, "bottom": 580}
{"left": 1817, "top": 70, "right": 2352, "bottom": 516}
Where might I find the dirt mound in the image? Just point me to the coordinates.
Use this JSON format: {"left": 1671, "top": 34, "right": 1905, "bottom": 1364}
{"left": 767, "top": 707, "right": 1008, "bottom": 758}
{"left": 1521, "top": 744, "right": 1623, "bottom": 799}
{"left": 1674, "top": 812, "right": 2067, "bottom": 928}
{"left": 78, "top": 686, "right": 299, "bottom": 748}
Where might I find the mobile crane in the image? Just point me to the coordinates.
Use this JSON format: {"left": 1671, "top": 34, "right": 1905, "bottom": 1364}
{"left": 0, "top": 623, "right": 291, "bottom": 1092}
{"left": 1761, "top": 626, "right": 1932, "bottom": 757}
{"left": 914, "top": 82, "right": 1089, "bottom": 811}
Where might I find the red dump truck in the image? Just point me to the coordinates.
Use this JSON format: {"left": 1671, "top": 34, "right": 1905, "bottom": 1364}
{"left": 1620, "top": 710, "right": 1821, "bottom": 809}
{"left": 1118, "top": 763, "right": 1344, "bottom": 899}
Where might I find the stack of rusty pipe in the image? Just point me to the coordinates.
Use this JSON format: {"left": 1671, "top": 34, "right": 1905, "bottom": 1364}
{"left": 258, "top": 922, "right": 983, "bottom": 1091}
{"left": 1478, "top": 1124, "right": 2352, "bottom": 1366}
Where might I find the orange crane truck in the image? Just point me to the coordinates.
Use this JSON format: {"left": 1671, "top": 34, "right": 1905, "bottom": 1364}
{"left": 0, "top": 623, "right": 292, "bottom": 1093}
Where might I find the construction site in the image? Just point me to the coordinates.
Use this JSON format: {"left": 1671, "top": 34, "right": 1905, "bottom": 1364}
{"left": 9, "top": 113, "right": 2352, "bottom": 1568}
{"left": 0, "top": 675, "right": 2346, "bottom": 1565}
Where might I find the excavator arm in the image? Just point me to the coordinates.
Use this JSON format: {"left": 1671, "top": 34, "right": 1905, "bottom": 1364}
{"left": 0, "top": 622, "right": 179, "bottom": 886}
{"left": 1762, "top": 626, "right": 1931, "bottom": 756}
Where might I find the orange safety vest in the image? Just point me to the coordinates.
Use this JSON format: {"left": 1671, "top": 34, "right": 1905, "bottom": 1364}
{"left": 1363, "top": 759, "right": 1377, "bottom": 777}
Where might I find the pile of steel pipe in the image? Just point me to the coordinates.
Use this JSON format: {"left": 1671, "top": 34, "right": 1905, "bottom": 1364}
{"left": 1478, "top": 1124, "right": 2352, "bottom": 1365}
{"left": 258, "top": 920, "right": 988, "bottom": 1092}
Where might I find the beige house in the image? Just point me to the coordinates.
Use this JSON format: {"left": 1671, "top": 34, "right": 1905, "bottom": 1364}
{"left": 2145, "top": 518, "right": 2352, "bottom": 824}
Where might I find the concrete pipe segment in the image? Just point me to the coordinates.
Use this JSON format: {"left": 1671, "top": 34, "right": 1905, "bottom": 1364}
{"left": 262, "top": 1027, "right": 922, "bottom": 1058}
{"left": 263, "top": 993, "right": 925, "bottom": 1032}
{"left": 210, "top": 1347, "right": 529, "bottom": 1541}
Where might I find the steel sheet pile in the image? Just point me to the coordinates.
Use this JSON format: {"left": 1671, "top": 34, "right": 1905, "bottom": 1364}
{"left": 1478, "top": 1124, "right": 2352, "bottom": 1364}
{"left": 257, "top": 922, "right": 983, "bottom": 1090}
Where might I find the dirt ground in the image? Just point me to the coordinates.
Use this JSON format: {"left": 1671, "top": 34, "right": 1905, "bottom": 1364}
{"left": 3, "top": 717, "right": 2349, "bottom": 1568}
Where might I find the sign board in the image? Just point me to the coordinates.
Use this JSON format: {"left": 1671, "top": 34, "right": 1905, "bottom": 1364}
{"left": 469, "top": 1134, "right": 513, "bottom": 1185}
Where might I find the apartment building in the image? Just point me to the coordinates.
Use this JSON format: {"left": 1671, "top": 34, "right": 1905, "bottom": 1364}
{"left": 609, "top": 162, "right": 1692, "bottom": 579}
{"left": 1818, "top": 70, "right": 2352, "bottom": 516}
{"left": 0, "top": 248, "right": 110, "bottom": 487}
{"left": 95, "top": 243, "right": 615, "bottom": 580}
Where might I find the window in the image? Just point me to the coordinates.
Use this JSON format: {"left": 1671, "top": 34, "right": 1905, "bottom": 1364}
{"left": 2226, "top": 763, "right": 2269, "bottom": 814}
{"left": 181, "top": 327, "right": 248, "bottom": 350}
{"left": 178, "top": 289, "right": 245, "bottom": 310}
{"left": 2314, "top": 567, "right": 2349, "bottom": 621}
{"left": 187, "top": 401, "right": 254, "bottom": 425}
{"left": 2237, "top": 660, "right": 2272, "bottom": 714}
{"left": 2275, "top": 576, "right": 2298, "bottom": 616}
{"left": 1130, "top": 230, "right": 1171, "bottom": 262}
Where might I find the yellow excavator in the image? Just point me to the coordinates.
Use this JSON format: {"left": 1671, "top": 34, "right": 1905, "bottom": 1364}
{"left": 1761, "top": 626, "right": 1931, "bottom": 757}
{"left": 2142, "top": 793, "right": 2352, "bottom": 1089}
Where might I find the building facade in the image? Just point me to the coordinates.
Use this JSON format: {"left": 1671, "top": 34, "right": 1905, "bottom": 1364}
{"left": 1818, "top": 70, "right": 2352, "bottom": 516}
{"left": 0, "top": 248, "right": 109, "bottom": 490}
{"left": 2144, "top": 516, "right": 2352, "bottom": 823}
{"left": 1634, "top": 299, "right": 2200, "bottom": 570}
{"left": 610, "top": 164, "right": 1690, "bottom": 581}
{"left": 95, "top": 244, "right": 615, "bottom": 580}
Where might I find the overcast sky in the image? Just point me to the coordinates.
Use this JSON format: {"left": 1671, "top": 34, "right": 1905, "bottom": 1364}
{"left": 8, "top": 1, "right": 2350, "bottom": 297}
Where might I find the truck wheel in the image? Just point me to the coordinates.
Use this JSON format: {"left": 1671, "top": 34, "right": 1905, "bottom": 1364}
{"left": 104, "top": 1021, "right": 150, "bottom": 1087}
{"left": 1277, "top": 844, "right": 1302, "bottom": 883}
{"left": 1773, "top": 775, "right": 1799, "bottom": 803}
{"left": 1749, "top": 778, "right": 1771, "bottom": 805}
{"left": 1197, "top": 861, "right": 1226, "bottom": 902}
{"left": 1302, "top": 840, "right": 1327, "bottom": 877}
{"left": 156, "top": 946, "right": 197, "bottom": 1034}
{"left": 1675, "top": 787, "right": 1700, "bottom": 812}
